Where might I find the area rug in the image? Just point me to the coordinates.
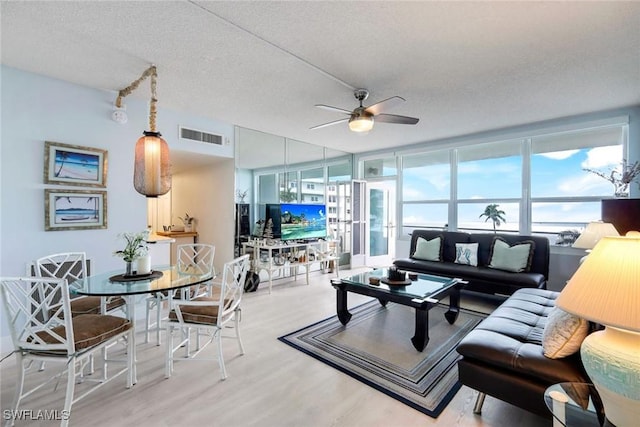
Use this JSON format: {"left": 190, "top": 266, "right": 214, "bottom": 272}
{"left": 278, "top": 301, "right": 486, "bottom": 418}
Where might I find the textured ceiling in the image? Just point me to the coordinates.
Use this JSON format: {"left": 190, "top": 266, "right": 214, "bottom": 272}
{"left": 2, "top": 1, "right": 639, "bottom": 161}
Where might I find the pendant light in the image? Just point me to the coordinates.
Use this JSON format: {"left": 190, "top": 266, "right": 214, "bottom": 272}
{"left": 115, "top": 65, "right": 171, "bottom": 197}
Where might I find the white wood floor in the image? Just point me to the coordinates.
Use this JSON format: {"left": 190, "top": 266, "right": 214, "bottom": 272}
{"left": 0, "top": 268, "right": 550, "bottom": 426}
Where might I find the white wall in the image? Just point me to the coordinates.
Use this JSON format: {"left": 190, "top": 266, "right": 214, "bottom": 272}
{"left": 0, "top": 66, "right": 235, "bottom": 346}
{"left": 172, "top": 159, "right": 236, "bottom": 274}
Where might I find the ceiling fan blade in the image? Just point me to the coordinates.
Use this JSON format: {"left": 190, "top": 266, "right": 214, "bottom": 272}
{"left": 365, "top": 96, "right": 405, "bottom": 116}
{"left": 310, "top": 117, "right": 350, "bottom": 130}
{"left": 374, "top": 113, "right": 419, "bottom": 125}
{"left": 315, "top": 104, "right": 352, "bottom": 114}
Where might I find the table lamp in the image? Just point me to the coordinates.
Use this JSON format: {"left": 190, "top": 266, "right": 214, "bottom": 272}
{"left": 555, "top": 233, "right": 640, "bottom": 427}
{"left": 573, "top": 221, "right": 620, "bottom": 250}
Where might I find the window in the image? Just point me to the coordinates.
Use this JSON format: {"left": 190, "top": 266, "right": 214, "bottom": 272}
{"left": 531, "top": 127, "right": 623, "bottom": 198}
{"left": 459, "top": 202, "right": 519, "bottom": 233}
{"left": 530, "top": 126, "right": 624, "bottom": 235}
{"left": 364, "top": 157, "right": 396, "bottom": 178}
{"left": 328, "top": 162, "right": 352, "bottom": 182}
{"left": 279, "top": 172, "right": 297, "bottom": 203}
{"left": 457, "top": 141, "right": 522, "bottom": 200}
{"left": 402, "top": 150, "right": 450, "bottom": 201}
{"left": 258, "top": 174, "right": 277, "bottom": 204}
{"left": 402, "top": 203, "right": 448, "bottom": 236}
{"left": 306, "top": 184, "right": 315, "bottom": 190}
{"left": 395, "top": 119, "right": 628, "bottom": 241}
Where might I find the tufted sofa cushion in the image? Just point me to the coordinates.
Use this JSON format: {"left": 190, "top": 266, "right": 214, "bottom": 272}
{"left": 457, "top": 288, "right": 589, "bottom": 385}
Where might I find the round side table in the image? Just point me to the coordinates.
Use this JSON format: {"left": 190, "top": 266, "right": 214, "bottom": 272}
{"left": 544, "top": 382, "right": 613, "bottom": 427}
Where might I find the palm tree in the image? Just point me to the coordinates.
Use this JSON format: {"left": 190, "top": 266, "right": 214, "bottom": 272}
{"left": 54, "top": 152, "right": 69, "bottom": 177}
{"left": 479, "top": 204, "right": 506, "bottom": 233}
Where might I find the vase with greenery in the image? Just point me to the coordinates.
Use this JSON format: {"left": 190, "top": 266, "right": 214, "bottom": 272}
{"left": 584, "top": 159, "right": 640, "bottom": 198}
{"left": 479, "top": 204, "right": 506, "bottom": 234}
{"left": 114, "top": 231, "right": 149, "bottom": 276}
{"left": 179, "top": 213, "right": 195, "bottom": 232}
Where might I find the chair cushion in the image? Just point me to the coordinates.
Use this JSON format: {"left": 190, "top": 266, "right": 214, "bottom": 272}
{"left": 169, "top": 296, "right": 223, "bottom": 325}
{"left": 35, "top": 314, "right": 131, "bottom": 352}
{"left": 542, "top": 307, "right": 589, "bottom": 359}
{"left": 70, "top": 296, "right": 126, "bottom": 315}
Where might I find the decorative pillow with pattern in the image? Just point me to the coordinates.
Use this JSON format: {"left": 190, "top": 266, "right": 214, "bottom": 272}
{"left": 488, "top": 237, "right": 535, "bottom": 272}
{"left": 412, "top": 236, "right": 442, "bottom": 261}
{"left": 454, "top": 243, "right": 478, "bottom": 266}
{"left": 542, "top": 307, "right": 589, "bottom": 359}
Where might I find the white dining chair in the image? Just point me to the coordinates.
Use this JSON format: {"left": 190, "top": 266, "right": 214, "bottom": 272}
{"left": 34, "top": 252, "right": 126, "bottom": 374}
{"left": 165, "top": 254, "right": 250, "bottom": 380}
{"left": 145, "top": 244, "right": 216, "bottom": 345}
{"left": 0, "top": 277, "right": 133, "bottom": 427}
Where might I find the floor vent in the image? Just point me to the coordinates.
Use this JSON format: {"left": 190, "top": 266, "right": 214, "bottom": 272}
{"left": 180, "top": 126, "right": 223, "bottom": 145}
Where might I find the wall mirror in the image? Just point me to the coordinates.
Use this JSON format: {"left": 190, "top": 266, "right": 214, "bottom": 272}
{"left": 234, "top": 126, "right": 352, "bottom": 257}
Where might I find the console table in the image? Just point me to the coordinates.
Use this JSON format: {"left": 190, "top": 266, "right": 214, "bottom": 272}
{"left": 243, "top": 240, "right": 339, "bottom": 293}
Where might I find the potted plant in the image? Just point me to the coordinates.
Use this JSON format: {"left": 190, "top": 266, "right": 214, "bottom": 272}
{"left": 179, "top": 213, "right": 195, "bottom": 232}
{"left": 479, "top": 204, "right": 506, "bottom": 234}
{"left": 114, "top": 231, "right": 149, "bottom": 276}
{"left": 584, "top": 159, "right": 640, "bottom": 198}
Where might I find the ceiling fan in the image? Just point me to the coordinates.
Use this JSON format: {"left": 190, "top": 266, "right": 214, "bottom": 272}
{"left": 310, "top": 89, "right": 419, "bottom": 133}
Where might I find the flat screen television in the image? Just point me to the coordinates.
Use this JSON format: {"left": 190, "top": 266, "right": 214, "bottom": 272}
{"left": 280, "top": 203, "right": 327, "bottom": 241}
{"left": 601, "top": 199, "right": 640, "bottom": 235}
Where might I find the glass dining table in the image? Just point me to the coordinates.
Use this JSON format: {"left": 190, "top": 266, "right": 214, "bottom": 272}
{"left": 68, "top": 265, "right": 213, "bottom": 384}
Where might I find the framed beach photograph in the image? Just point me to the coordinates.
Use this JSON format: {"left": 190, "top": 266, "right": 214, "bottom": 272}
{"left": 45, "top": 189, "right": 107, "bottom": 231}
{"left": 44, "top": 141, "right": 107, "bottom": 187}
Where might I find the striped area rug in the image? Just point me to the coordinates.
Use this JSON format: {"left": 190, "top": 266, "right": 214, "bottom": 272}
{"left": 278, "top": 301, "right": 486, "bottom": 418}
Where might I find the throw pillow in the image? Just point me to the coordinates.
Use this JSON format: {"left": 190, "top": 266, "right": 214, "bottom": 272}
{"left": 542, "top": 307, "right": 589, "bottom": 359}
{"left": 488, "top": 238, "right": 535, "bottom": 272}
{"left": 454, "top": 243, "right": 478, "bottom": 266}
{"left": 412, "top": 236, "right": 442, "bottom": 261}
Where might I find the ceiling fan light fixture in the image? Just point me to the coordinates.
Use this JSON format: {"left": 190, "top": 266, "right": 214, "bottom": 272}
{"left": 349, "top": 115, "right": 374, "bottom": 133}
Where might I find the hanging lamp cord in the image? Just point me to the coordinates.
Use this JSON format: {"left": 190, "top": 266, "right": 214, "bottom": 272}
{"left": 115, "top": 65, "right": 158, "bottom": 132}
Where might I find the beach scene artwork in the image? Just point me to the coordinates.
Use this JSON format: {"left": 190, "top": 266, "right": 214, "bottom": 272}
{"left": 54, "top": 149, "right": 100, "bottom": 182}
{"left": 54, "top": 194, "right": 100, "bottom": 224}
{"left": 280, "top": 203, "right": 327, "bottom": 240}
{"left": 45, "top": 141, "right": 106, "bottom": 187}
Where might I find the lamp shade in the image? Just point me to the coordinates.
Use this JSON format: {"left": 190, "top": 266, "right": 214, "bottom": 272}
{"left": 572, "top": 221, "right": 619, "bottom": 249}
{"left": 133, "top": 131, "right": 171, "bottom": 197}
{"left": 555, "top": 235, "right": 640, "bottom": 332}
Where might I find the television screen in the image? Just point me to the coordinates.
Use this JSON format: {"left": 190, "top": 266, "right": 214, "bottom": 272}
{"left": 280, "top": 203, "right": 327, "bottom": 241}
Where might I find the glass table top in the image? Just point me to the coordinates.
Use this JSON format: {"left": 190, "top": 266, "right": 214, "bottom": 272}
{"left": 69, "top": 265, "right": 212, "bottom": 297}
{"left": 544, "top": 382, "right": 609, "bottom": 427}
{"left": 340, "top": 268, "right": 460, "bottom": 299}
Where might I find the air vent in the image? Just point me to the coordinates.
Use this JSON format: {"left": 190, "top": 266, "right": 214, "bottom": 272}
{"left": 179, "top": 126, "right": 223, "bottom": 145}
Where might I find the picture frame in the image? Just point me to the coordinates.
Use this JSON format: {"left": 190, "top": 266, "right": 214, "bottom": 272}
{"left": 45, "top": 189, "right": 107, "bottom": 231}
{"left": 44, "top": 141, "right": 107, "bottom": 187}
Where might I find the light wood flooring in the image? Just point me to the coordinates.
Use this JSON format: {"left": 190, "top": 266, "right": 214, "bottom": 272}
{"left": 0, "top": 268, "right": 550, "bottom": 426}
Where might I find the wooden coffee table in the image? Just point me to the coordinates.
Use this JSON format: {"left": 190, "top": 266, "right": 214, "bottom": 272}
{"left": 332, "top": 268, "right": 466, "bottom": 351}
